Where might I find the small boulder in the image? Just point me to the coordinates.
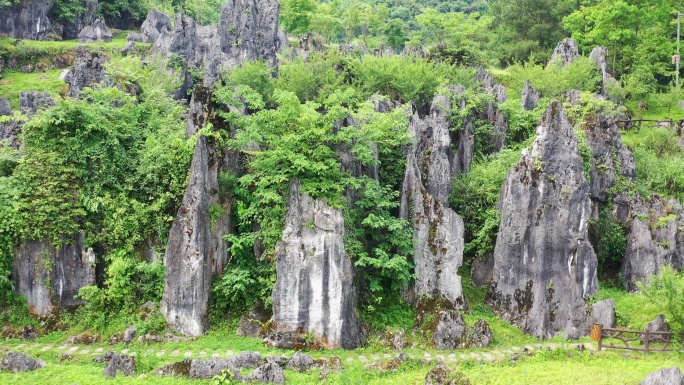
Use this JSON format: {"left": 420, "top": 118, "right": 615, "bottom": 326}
{"left": 121, "top": 41, "right": 137, "bottom": 56}
{"left": 591, "top": 299, "right": 616, "bottom": 328}
{"left": 425, "top": 363, "right": 470, "bottom": 385}
{"left": 265, "top": 356, "right": 287, "bottom": 366}
{"left": 236, "top": 308, "right": 268, "bottom": 337}
{"left": 521, "top": 80, "right": 540, "bottom": 110}
{"left": 0, "top": 352, "right": 46, "bottom": 373}
{"left": 79, "top": 18, "right": 113, "bottom": 43}
{"left": 642, "top": 315, "right": 669, "bottom": 343}
{"left": 0, "top": 98, "right": 11, "bottom": 116}
{"left": 103, "top": 352, "right": 136, "bottom": 378}
{"left": 640, "top": 367, "right": 684, "bottom": 385}
{"left": 433, "top": 310, "right": 465, "bottom": 350}
{"left": 20, "top": 324, "right": 38, "bottom": 341}
{"left": 122, "top": 325, "right": 136, "bottom": 344}
{"left": 464, "top": 319, "right": 492, "bottom": 348}
{"left": 188, "top": 358, "right": 242, "bottom": 380}
{"left": 470, "top": 252, "right": 493, "bottom": 288}
{"left": 229, "top": 351, "right": 262, "bottom": 369}
{"left": 393, "top": 329, "right": 408, "bottom": 350}
{"left": 286, "top": 351, "right": 315, "bottom": 373}
{"left": 245, "top": 362, "right": 286, "bottom": 385}
{"left": 66, "top": 332, "right": 101, "bottom": 345}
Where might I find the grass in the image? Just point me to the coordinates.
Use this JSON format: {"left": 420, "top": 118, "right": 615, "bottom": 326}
{"left": 592, "top": 286, "right": 660, "bottom": 331}
{"left": 0, "top": 70, "right": 67, "bottom": 109}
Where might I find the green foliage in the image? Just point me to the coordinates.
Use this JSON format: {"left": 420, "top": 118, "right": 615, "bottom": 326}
{"left": 280, "top": 0, "right": 318, "bottom": 35}
{"left": 49, "top": 0, "right": 86, "bottom": 25}
{"left": 450, "top": 148, "right": 522, "bottom": 259}
{"left": 276, "top": 51, "right": 345, "bottom": 103}
{"left": 637, "top": 265, "right": 684, "bottom": 330}
{"left": 222, "top": 61, "right": 275, "bottom": 105}
{"left": 589, "top": 206, "right": 627, "bottom": 275}
{"left": 184, "top": 0, "right": 224, "bottom": 25}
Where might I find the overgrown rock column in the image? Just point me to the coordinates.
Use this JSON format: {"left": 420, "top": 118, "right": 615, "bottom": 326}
{"left": 269, "top": 181, "right": 365, "bottom": 349}
{"left": 488, "top": 100, "right": 598, "bottom": 339}
{"left": 400, "top": 93, "right": 467, "bottom": 309}
{"left": 161, "top": 136, "right": 212, "bottom": 336}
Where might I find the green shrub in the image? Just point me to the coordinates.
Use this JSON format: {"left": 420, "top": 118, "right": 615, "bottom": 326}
{"left": 637, "top": 265, "right": 684, "bottom": 330}
{"left": 589, "top": 206, "right": 627, "bottom": 276}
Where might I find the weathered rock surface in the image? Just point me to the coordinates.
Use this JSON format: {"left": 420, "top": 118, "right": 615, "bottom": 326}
{"left": 236, "top": 307, "right": 268, "bottom": 337}
{"left": 487, "top": 100, "right": 598, "bottom": 339}
{"left": 521, "top": 80, "right": 540, "bottom": 111}
{"left": 425, "top": 363, "right": 469, "bottom": 385}
{"left": 464, "top": 319, "right": 493, "bottom": 348}
{"left": 0, "top": 352, "right": 45, "bottom": 373}
{"left": 642, "top": 314, "right": 670, "bottom": 343}
{"left": 400, "top": 92, "right": 467, "bottom": 309}
{"left": 286, "top": 351, "right": 315, "bottom": 373}
{"left": 471, "top": 252, "right": 493, "bottom": 288}
{"left": 64, "top": 48, "right": 109, "bottom": 98}
{"left": 549, "top": 38, "right": 580, "bottom": 67}
{"left": 20, "top": 91, "right": 55, "bottom": 115}
{"left": 78, "top": 18, "right": 112, "bottom": 43}
{"left": 484, "top": 83, "right": 509, "bottom": 152}
{"left": 127, "top": 9, "right": 170, "bottom": 43}
{"left": 591, "top": 299, "right": 616, "bottom": 328}
{"left": 156, "top": 352, "right": 261, "bottom": 379}
{"left": 66, "top": 332, "right": 101, "bottom": 345}
{"left": 566, "top": 90, "right": 581, "bottom": 106}
{"left": 103, "top": 352, "right": 136, "bottom": 378}
{"left": 245, "top": 362, "right": 286, "bottom": 384}
{"left": 0, "top": 0, "right": 53, "bottom": 40}
{"left": 152, "top": 0, "right": 280, "bottom": 87}
{"left": 640, "top": 367, "right": 684, "bottom": 385}
{"left": 122, "top": 325, "right": 136, "bottom": 344}
{"left": 433, "top": 310, "right": 465, "bottom": 350}
{"left": 476, "top": 66, "right": 494, "bottom": 89}
{"left": 13, "top": 234, "right": 96, "bottom": 315}
{"left": 589, "top": 46, "right": 620, "bottom": 97}
{"left": 679, "top": 135, "right": 684, "bottom": 151}
{"left": 269, "top": 181, "right": 365, "bottom": 349}
{"left": 161, "top": 136, "right": 212, "bottom": 336}
{"left": 0, "top": 98, "right": 11, "bottom": 116}
{"left": 451, "top": 85, "right": 475, "bottom": 175}
{"left": 583, "top": 113, "right": 636, "bottom": 203}
{"left": 617, "top": 194, "right": 684, "bottom": 291}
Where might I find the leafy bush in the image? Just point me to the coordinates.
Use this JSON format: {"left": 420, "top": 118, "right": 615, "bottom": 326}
{"left": 589, "top": 206, "right": 627, "bottom": 275}
{"left": 637, "top": 265, "right": 684, "bottom": 330}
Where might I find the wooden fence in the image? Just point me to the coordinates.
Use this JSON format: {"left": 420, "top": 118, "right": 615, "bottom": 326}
{"left": 616, "top": 118, "right": 684, "bottom": 135}
{"left": 591, "top": 323, "right": 684, "bottom": 352}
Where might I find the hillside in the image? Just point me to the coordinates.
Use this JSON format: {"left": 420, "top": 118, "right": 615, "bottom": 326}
{"left": 0, "top": 0, "right": 683, "bottom": 384}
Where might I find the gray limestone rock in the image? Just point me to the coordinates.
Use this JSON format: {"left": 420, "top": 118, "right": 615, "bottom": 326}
{"left": 121, "top": 41, "right": 137, "bottom": 56}
{"left": 471, "top": 252, "right": 493, "bottom": 288}
{"left": 269, "top": 181, "right": 365, "bottom": 349}
{"left": 549, "top": 38, "right": 580, "bottom": 67}
{"left": 679, "top": 135, "right": 684, "bottom": 151}
{"left": 464, "top": 319, "right": 493, "bottom": 348}
{"left": 78, "top": 18, "right": 112, "bottom": 43}
{"left": 0, "top": 0, "right": 53, "bottom": 40}
{"left": 521, "top": 80, "right": 540, "bottom": 111}
{"left": 20, "top": 91, "right": 55, "bottom": 115}
{"left": 424, "top": 363, "right": 469, "bottom": 385}
{"left": 486, "top": 83, "right": 509, "bottom": 152}
{"left": 161, "top": 136, "right": 212, "bottom": 336}
{"left": 122, "top": 325, "right": 136, "bottom": 344}
{"left": 584, "top": 114, "right": 636, "bottom": 202}
{"left": 0, "top": 98, "right": 11, "bottom": 116}
{"left": 103, "top": 352, "right": 136, "bottom": 377}
{"left": 591, "top": 299, "right": 616, "bottom": 328}
{"left": 0, "top": 352, "right": 45, "bottom": 373}
{"left": 64, "top": 48, "right": 109, "bottom": 98}
{"left": 618, "top": 194, "right": 684, "bottom": 291}
{"left": 152, "top": 0, "right": 280, "bottom": 87}
{"left": 433, "top": 310, "right": 465, "bottom": 350}
{"left": 476, "top": 66, "right": 494, "bottom": 89}
{"left": 286, "top": 351, "right": 315, "bottom": 373}
{"left": 236, "top": 307, "right": 268, "bottom": 337}
{"left": 451, "top": 85, "right": 475, "bottom": 175}
{"left": 156, "top": 353, "right": 260, "bottom": 379}
{"left": 13, "top": 234, "right": 96, "bottom": 315}
{"left": 244, "top": 362, "right": 286, "bottom": 384}
{"left": 566, "top": 90, "right": 581, "bottom": 106}
{"left": 127, "top": 9, "right": 170, "bottom": 43}
{"left": 488, "top": 100, "right": 598, "bottom": 340}
{"left": 641, "top": 367, "right": 684, "bottom": 385}
{"left": 643, "top": 314, "right": 670, "bottom": 344}
{"left": 403, "top": 45, "right": 428, "bottom": 59}
{"left": 400, "top": 93, "right": 467, "bottom": 309}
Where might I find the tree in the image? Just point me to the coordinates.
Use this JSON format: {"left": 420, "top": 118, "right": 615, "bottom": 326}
{"left": 280, "top": 0, "right": 318, "bottom": 35}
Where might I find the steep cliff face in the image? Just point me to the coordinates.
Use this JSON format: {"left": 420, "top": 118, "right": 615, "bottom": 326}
{"left": 13, "top": 234, "right": 96, "bottom": 315}
{"left": 0, "top": 0, "right": 54, "bottom": 40}
{"left": 152, "top": 0, "right": 280, "bottom": 87}
{"left": 400, "top": 93, "right": 467, "bottom": 309}
{"left": 161, "top": 136, "right": 212, "bottom": 336}
{"left": 270, "top": 181, "right": 365, "bottom": 349}
{"left": 488, "top": 100, "right": 598, "bottom": 339}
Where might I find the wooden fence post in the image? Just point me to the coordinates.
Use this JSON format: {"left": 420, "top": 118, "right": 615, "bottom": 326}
{"left": 645, "top": 329, "right": 650, "bottom": 353}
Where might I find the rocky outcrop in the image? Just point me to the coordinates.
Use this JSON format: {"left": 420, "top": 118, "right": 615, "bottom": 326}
{"left": 642, "top": 314, "right": 670, "bottom": 343}
{"left": 236, "top": 307, "right": 268, "bottom": 337}
{"left": 425, "top": 363, "right": 470, "bottom": 385}
{"left": 400, "top": 92, "right": 467, "bottom": 309}
{"left": 286, "top": 351, "right": 315, "bottom": 373}
{"left": 0, "top": 0, "right": 53, "bottom": 40}
{"left": 464, "top": 319, "right": 493, "bottom": 348}
{"left": 591, "top": 299, "right": 616, "bottom": 328}
{"left": 589, "top": 46, "right": 620, "bottom": 97}
{"left": 103, "top": 352, "right": 136, "bottom": 378}
{"left": 244, "top": 362, "right": 286, "bottom": 384}
{"left": 269, "top": 181, "right": 365, "bottom": 349}
{"left": 0, "top": 98, "right": 11, "bottom": 116}
{"left": 0, "top": 352, "right": 45, "bottom": 373}
{"left": 1, "top": 92, "right": 54, "bottom": 149}
{"left": 161, "top": 136, "right": 212, "bottom": 337}
{"left": 548, "top": 38, "right": 580, "bottom": 67}
{"left": 487, "top": 100, "right": 598, "bottom": 339}
{"left": 617, "top": 194, "right": 684, "bottom": 291}
{"left": 484, "top": 83, "right": 509, "bottom": 152}
{"left": 432, "top": 310, "right": 465, "bottom": 350}
{"left": 156, "top": 352, "right": 261, "bottom": 379}
{"left": 640, "top": 367, "right": 684, "bottom": 385}
{"left": 20, "top": 91, "right": 55, "bottom": 115}
{"left": 152, "top": 0, "right": 280, "bottom": 87}
{"left": 13, "top": 234, "right": 96, "bottom": 315}
{"left": 127, "top": 9, "right": 170, "bottom": 43}
{"left": 78, "top": 18, "right": 112, "bottom": 43}
{"left": 470, "top": 252, "right": 493, "bottom": 288}
{"left": 64, "top": 48, "right": 108, "bottom": 98}
{"left": 451, "top": 85, "right": 475, "bottom": 175}
{"left": 584, "top": 114, "right": 636, "bottom": 202}
{"left": 521, "top": 80, "right": 540, "bottom": 111}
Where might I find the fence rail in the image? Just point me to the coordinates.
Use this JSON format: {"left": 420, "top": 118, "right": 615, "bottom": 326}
{"left": 592, "top": 324, "right": 684, "bottom": 352}
{"left": 616, "top": 118, "right": 684, "bottom": 135}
